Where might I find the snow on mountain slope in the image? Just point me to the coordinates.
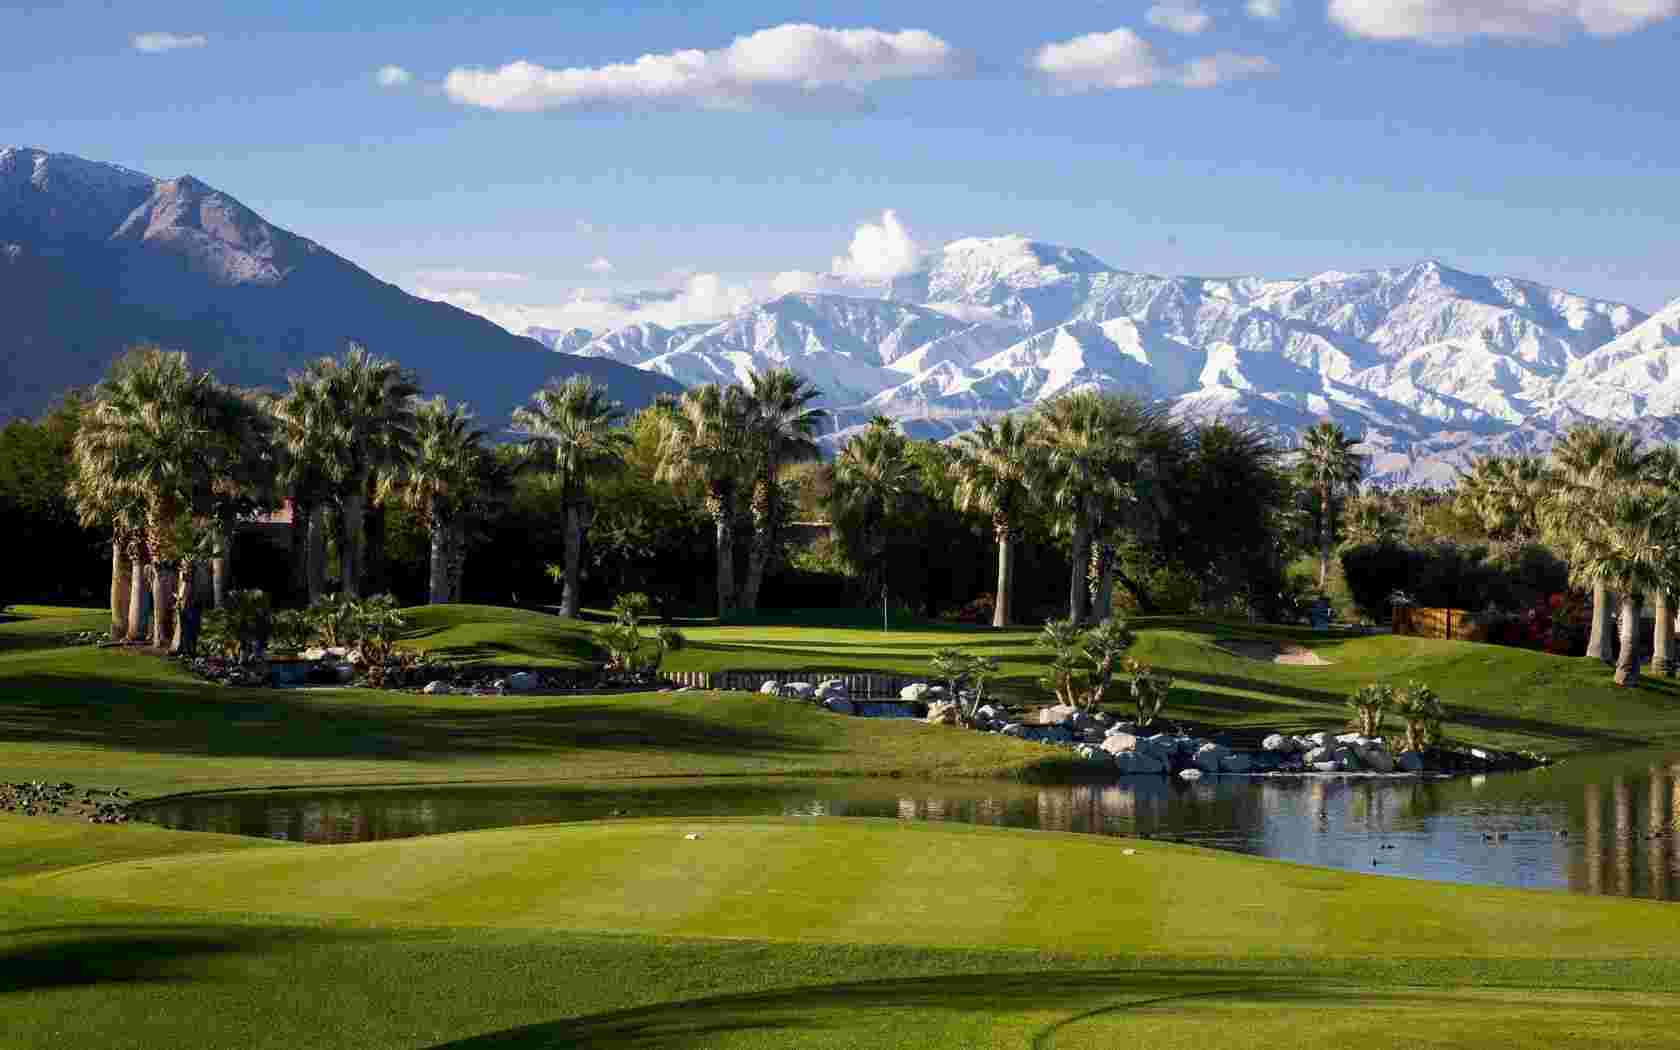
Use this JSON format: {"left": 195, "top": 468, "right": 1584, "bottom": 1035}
{"left": 1553, "top": 298, "right": 1680, "bottom": 419}
{"left": 526, "top": 326, "right": 594, "bottom": 353}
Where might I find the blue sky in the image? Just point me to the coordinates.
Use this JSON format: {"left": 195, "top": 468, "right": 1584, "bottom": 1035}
{"left": 3, "top": 0, "right": 1677, "bottom": 333}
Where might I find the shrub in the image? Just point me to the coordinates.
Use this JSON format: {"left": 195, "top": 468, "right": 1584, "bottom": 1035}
{"left": 200, "top": 590, "right": 272, "bottom": 664}
{"left": 655, "top": 625, "right": 686, "bottom": 652}
{"left": 1124, "top": 657, "right": 1174, "bottom": 728}
{"left": 270, "top": 609, "right": 314, "bottom": 653}
{"left": 1035, "top": 616, "right": 1135, "bottom": 712}
{"left": 1347, "top": 683, "right": 1394, "bottom": 737}
{"left": 1396, "top": 680, "right": 1444, "bottom": 752}
{"left": 350, "top": 594, "right": 406, "bottom": 666}
{"left": 306, "top": 594, "right": 359, "bottom": 649}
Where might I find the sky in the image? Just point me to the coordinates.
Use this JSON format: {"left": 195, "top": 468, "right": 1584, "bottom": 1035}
{"left": 3, "top": 0, "right": 1678, "bottom": 335}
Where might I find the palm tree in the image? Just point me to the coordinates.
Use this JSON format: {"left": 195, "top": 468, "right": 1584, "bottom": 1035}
{"left": 299, "top": 345, "right": 419, "bottom": 597}
{"left": 952, "top": 415, "right": 1038, "bottom": 628}
{"left": 68, "top": 449, "right": 148, "bottom": 641}
{"left": 1296, "top": 420, "right": 1366, "bottom": 592}
{"left": 830, "top": 418, "right": 916, "bottom": 601}
{"left": 655, "top": 384, "right": 753, "bottom": 616}
{"left": 73, "top": 347, "right": 264, "bottom": 651}
{"left": 513, "top": 378, "right": 628, "bottom": 617}
{"left": 1460, "top": 455, "right": 1549, "bottom": 546}
{"left": 1546, "top": 425, "right": 1649, "bottom": 664}
{"left": 1642, "top": 447, "right": 1680, "bottom": 677}
{"left": 1569, "top": 486, "right": 1680, "bottom": 686}
{"left": 739, "top": 369, "right": 826, "bottom": 613}
{"left": 269, "top": 378, "right": 342, "bottom": 603}
{"left": 379, "top": 398, "right": 486, "bottom": 605}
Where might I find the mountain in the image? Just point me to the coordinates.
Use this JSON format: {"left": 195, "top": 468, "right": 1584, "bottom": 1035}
{"left": 0, "top": 148, "right": 679, "bottom": 428}
{"left": 563, "top": 237, "right": 1675, "bottom": 483}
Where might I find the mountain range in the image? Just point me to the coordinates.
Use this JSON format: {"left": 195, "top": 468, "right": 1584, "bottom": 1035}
{"left": 0, "top": 148, "right": 679, "bottom": 428}
{"left": 526, "top": 237, "right": 1680, "bottom": 484}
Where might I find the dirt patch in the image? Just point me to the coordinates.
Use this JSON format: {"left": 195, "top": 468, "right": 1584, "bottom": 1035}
{"left": 1215, "top": 640, "right": 1331, "bottom": 666}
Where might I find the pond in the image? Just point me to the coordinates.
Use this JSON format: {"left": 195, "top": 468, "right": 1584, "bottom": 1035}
{"left": 135, "top": 749, "right": 1680, "bottom": 900}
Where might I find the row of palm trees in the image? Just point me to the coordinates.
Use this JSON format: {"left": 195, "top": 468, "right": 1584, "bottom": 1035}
{"left": 1461, "top": 425, "right": 1680, "bottom": 684}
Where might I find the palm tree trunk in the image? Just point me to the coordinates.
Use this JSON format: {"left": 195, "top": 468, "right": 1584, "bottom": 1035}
{"left": 1614, "top": 592, "right": 1642, "bottom": 686}
{"left": 288, "top": 499, "right": 311, "bottom": 604}
{"left": 109, "top": 539, "right": 130, "bottom": 641}
{"left": 448, "top": 517, "right": 467, "bottom": 602}
{"left": 715, "top": 510, "right": 737, "bottom": 617}
{"left": 1067, "top": 512, "right": 1092, "bottom": 626}
{"left": 364, "top": 496, "right": 387, "bottom": 597}
{"left": 170, "top": 562, "right": 201, "bottom": 655}
{"left": 993, "top": 523, "right": 1013, "bottom": 629}
{"left": 1653, "top": 592, "right": 1674, "bottom": 677}
{"left": 1588, "top": 582, "right": 1615, "bottom": 663}
{"left": 340, "top": 486, "right": 366, "bottom": 598}
{"left": 211, "top": 527, "right": 231, "bottom": 609}
{"left": 560, "top": 503, "right": 584, "bottom": 618}
{"left": 1091, "top": 542, "right": 1116, "bottom": 621}
{"left": 427, "top": 504, "right": 450, "bottom": 605}
{"left": 307, "top": 504, "right": 328, "bottom": 602}
{"left": 742, "top": 473, "right": 775, "bottom": 614}
{"left": 1318, "top": 484, "right": 1332, "bottom": 591}
{"left": 152, "top": 563, "right": 178, "bottom": 649}
{"left": 127, "top": 553, "right": 149, "bottom": 643}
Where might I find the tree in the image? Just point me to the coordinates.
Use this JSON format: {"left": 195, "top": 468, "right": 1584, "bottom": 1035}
{"left": 1568, "top": 486, "right": 1680, "bottom": 686}
{"left": 1296, "top": 420, "right": 1366, "bottom": 591}
{"left": 381, "top": 398, "right": 486, "bottom": 605}
{"left": 655, "top": 384, "right": 753, "bottom": 616}
{"left": 269, "top": 377, "right": 343, "bottom": 603}
{"left": 1545, "top": 424, "right": 1649, "bottom": 664}
{"left": 951, "top": 415, "right": 1037, "bottom": 627}
{"left": 72, "top": 347, "right": 266, "bottom": 651}
{"left": 830, "top": 418, "right": 916, "bottom": 600}
{"left": 514, "top": 377, "right": 629, "bottom": 617}
{"left": 739, "top": 369, "right": 826, "bottom": 613}
{"left": 1459, "top": 455, "right": 1549, "bottom": 546}
{"left": 297, "top": 345, "right": 419, "bottom": 598}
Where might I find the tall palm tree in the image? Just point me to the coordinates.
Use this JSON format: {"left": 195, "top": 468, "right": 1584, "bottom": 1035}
{"left": 381, "top": 398, "right": 486, "bottom": 605}
{"left": 299, "top": 345, "right": 419, "bottom": 597}
{"left": 269, "top": 378, "right": 342, "bottom": 603}
{"left": 829, "top": 418, "right": 916, "bottom": 601}
{"left": 1296, "top": 420, "right": 1366, "bottom": 591}
{"left": 1642, "top": 447, "right": 1680, "bottom": 676}
{"left": 513, "top": 377, "right": 628, "bottom": 617}
{"left": 68, "top": 448, "right": 148, "bottom": 641}
{"left": 1460, "top": 455, "right": 1549, "bottom": 546}
{"left": 1569, "top": 486, "right": 1680, "bottom": 686}
{"left": 952, "top": 415, "right": 1038, "bottom": 628}
{"left": 655, "top": 384, "right": 753, "bottom": 616}
{"left": 739, "top": 368, "right": 826, "bottom": 613}
{"left": 73, "top": 347, "right": 263, "bottom": 650}
{"left": 1546, "top": 424, "right": 1649, "bottom": 664}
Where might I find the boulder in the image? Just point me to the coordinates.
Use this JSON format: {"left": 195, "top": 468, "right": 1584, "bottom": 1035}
{"left": 925, "top": 700, "right": 962, "bottom": 726}
{"left": 759, "top": 681, "right": 783, "bottom": 695}
{"left": 823, "top": 697, "right": 856, "bottom": 716}
{"left": 1397, "top": 750, "right": 1426, "bottom": 773}
{"left": 1262, "top": 733, "right": 1295, "bottom": 752}
{"left": 1311, "top": 760, "right": 1342, "bottom": 773}
{"left": 1249, "top": 751, "right": 1282, "bottom": 772}
{"left": 1115, "top": 750, "right": 1167, "bottom": 775}
{"left": 1036, "top": 704, "right": 1080, "bottom": 726}
{"left": 900, "top": 683, "right": 933, "bottom": 702}
{"left": 333, "top": 663, "right": 355, "bottom": 684}
{"left": 784, "top": 682, "right": 815, "bottom": 700}
{"left": 975, "top": 704, "right": 1005, "bottom": 722}
{"left": 1074, "top": 744, "right": 1110, "bottom": 764}
{"left": 1193, "top": 743, "right": 1229, "bottom": 774}
{"left": 1179, "top": 768, "right": 1204, "bottom": 781}
{"left": 1146, "top": 734, "right": 1181, "bottom": 755}
{"left": 1336, "top": 732, "right": 1365, "bottom": 745}
{"left": 1303, "top": 746, "right": 1333, "bottom": 765}
{"left": 1332, "top": 746, "right": 1362, "bottom": 771}
{"left": 1220, "top": 753, "right": 1254, "bottom": 774}
{"left": 1104, "top": 731, "right": 1140, "bottom": 752}
{"left": 1041, "top": 725, "right": 1075, "bottom": 745}
{"left": 1309, "top": 731, "right": 1337, "bottom": 748}
{"left": 1357, "top": 745, "right": 1396, "bottom": 773}
{"left": 1000, "top": 723, "right": 1029, "bottom": 739}
{"left": 421, "top": 680, "right": 453, "bottom": 695}
{"left": 505, "top": 671, "right": 539, "bottom": 693}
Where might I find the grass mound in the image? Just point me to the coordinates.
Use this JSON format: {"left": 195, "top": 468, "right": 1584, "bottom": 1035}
{"left": 400, "top": 604, "right": 604, "bottom": 668}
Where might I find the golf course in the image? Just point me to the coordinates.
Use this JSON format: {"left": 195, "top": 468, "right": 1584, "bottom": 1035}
{"left": 6, "top": 603, "right": 1680, "bottom": 1047}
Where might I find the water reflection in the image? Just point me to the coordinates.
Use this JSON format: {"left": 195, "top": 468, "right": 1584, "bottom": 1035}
{"left": 136, "top": 753, "right": 1680, "bottom": 901}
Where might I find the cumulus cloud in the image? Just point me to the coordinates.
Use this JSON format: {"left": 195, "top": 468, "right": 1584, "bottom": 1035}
{"left": 586, "top": 257, "right": 615, "bottom": 276}
{"left": 375, "top": 65, "right": 413, "bottom": 87}
{"left": 413, "top": 269, "right": 530, "bottom": 285}
{"left": 1034, "top": 29, "right": 1276, "bottom": 91}
{"left": 1178, "top": 52, "right": 1279, "bottom": 88}
{"left": 1146, "top": 3, "right": 1214, "bottom": 34}
{"left": 771, "top": 269, "right": 855, "bottom": 296}
{"left": 443, "top": 23, "right": 962, "bottom": 113}
{"left": 131, "top": 32, "right": 207, "bottom": 53}
{"left": 1328, "top": 0, "right": 1679, "bottom": 43}
{"left": 1246, "top": 0, "right": 1285, "bottom": 19}
{"left": 832, "top": 209, "right": 924, "bottom": 281}
{"left": 416, "top": 272, "right": 752, "bottom": 336}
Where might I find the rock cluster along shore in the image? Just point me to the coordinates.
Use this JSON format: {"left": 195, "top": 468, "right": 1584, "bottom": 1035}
{"left": 762, "top": 680, "right": 1541, "bottom": 777}
{"left": 1, "top": 781, "right": 131, "bottom": 823}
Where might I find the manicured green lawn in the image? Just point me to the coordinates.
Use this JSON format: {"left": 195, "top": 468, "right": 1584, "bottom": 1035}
{"left": 401, "top": 604, "right": 604, "bottom": 667}
{"left": 6, "top": 814, "right": 1680, "bottom": 1049}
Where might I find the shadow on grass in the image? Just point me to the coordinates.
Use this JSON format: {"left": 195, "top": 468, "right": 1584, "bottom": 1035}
{"left": 0, "top": 924, "right": 298, "bottom": 994}
{"left": 425, "top": 970, "right": 1333, "bottom": 1049}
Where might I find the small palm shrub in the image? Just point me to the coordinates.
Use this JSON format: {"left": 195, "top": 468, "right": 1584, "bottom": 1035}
{"left": 1347, "top": 683, "right": 1394, "bottom": 737}
{"left": 1125, "top": 657, "right": 1174, "bottom": 728}
{"left": 1035, "top": 616, "right": 1135, "bottom": 711}
{"left": 306, "top": 594, "right": 359, "bottom": 649}
{"left": 598, "top": 592, "right": 672, "bottom": 674}
{"left": 655, "top": 625, "right": 686, "bottom": 652}
{"left": 1396, "top": 680, "right": 1444, "bottom": 752}
{"left": 350, "top": 594, "right": 406, "bottom": 666}
{"left": 200, "top": 590, "right": 272, "bottom": 664}
{"left": 270, "top": 609, "right": 314, "bottom": 653}
{"left": 1081, "top": 617, "right": 1135, "bottom": 709}
{"left": 926, "top": 649, "right": 1000, "bottom": 722}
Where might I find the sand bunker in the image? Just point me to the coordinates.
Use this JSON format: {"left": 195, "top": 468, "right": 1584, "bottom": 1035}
{"left": 1216, "top": 640, "right": 1331, "bottom": 666}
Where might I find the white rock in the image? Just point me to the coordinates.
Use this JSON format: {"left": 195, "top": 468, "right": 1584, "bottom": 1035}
{"left": 1036, "top": 704, "right": 1079, "bottom": 726}
{"left": 1193, "top": 743, "right": 1229, "bottom": 774}
{"left": 1115, "top": 750, "right": 1167, "bottom": 775}
{"left": 1102, "top": 732, "right": 1140, "bottom": 754}
{"left": 1309, "top": 731, "right": 1337, "bottom": 748}
{"left": 421, "top": 680, "right": 452, "bottom": 695}
{"left": 1303, "top": 746, "right": 1333, "bottom": 764}
{"left": 1000, "top": 723, "right": 1029, "bottom": 738}
{"left": 1357, "top": 745, "right": 1396, "bottom": 773}
{"left": 684, "top": 832, "right": 701, "bottom": 840}
{"left": 924, "top": 700, "right": 962, "bottom": 726}
{"left": 1074, "top": 744, "right": 1110, "bottom": 764}
{"left": 823, "top": 697, "right": 856, "bottom": 715}
{"left": 900, "top": 683, "right": 933, "bottom": 702}
{"left": 785, "top": 682, "right": 814, "bottom": 699}
{"left": 1179, "top": 768, "right": 1204, "bottom": 781}
{"left": 505, "top": 671, "right": 539, "bottom": 693}
{"left": 759, "top": 681, "right": 782, "bottom": 695}
{"left": 1262, "top": 733, "right": 1294, "bottom": 752}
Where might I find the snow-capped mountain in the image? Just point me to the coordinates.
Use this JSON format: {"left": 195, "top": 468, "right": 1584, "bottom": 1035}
{"left": 552, "top": 236, "right": 1678, "bottom": 484}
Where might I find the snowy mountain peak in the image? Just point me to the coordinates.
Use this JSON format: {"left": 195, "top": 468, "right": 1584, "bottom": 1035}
{"left": 0, "top": 146, "right": 159, "bottom": 243}
{"left": 111, "top": 172, "right": 322, "bottom": 286}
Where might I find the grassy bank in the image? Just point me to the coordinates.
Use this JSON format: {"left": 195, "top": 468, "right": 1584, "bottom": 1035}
{"left": 6, "top": 814, "right": 1680, "bottom": 1049}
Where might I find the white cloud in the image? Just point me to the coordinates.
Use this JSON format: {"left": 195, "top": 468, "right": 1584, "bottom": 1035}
{"left": 772, "top": 270, "right": 849, "bottom": 296}
{"left": 1178, "top": 51, "right": 1279, "bottom": 87}
{"left": 1034, "top": 28, "right": 1165, "bottom": 90}
{"left": 1329, "top": 0, "right": 1679, "bottom": 43}
{"left": 1034, "top": 29, "right": 1276, "bottom": 91}
{"left": 416, "top": 272, "right": 752, "bottom": 336}
{"left": 832, "top": 210, "right": 924, "bottom": 281}
{"left": 1246, "top": 0, "right": 1285, "bottom": 19}
{"left": 443, "top": 23, "right": 962, "bottom": 113}
{"left": 1146, "top": 3, "right": 1214, "bottom": 34}
{"left": 131, "top": 32, "right": 207, "bottom": 53}
{"left": 586, "top": 257, "right": 615, "bottom": 275}
{"left": 413, "top": 269, "right": 530, "bottom": 285}
{"left": 375, "top": 65, "right": 413, "bottom": 87}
